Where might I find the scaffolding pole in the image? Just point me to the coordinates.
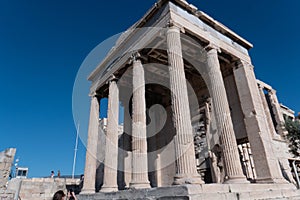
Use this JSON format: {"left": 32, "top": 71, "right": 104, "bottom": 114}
{"left": 72, "top": 123, "right": 80, "bottom": 179}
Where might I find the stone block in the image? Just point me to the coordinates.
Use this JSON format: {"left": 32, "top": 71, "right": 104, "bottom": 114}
{"left": 201, "top": 184, "right": 229, "bottom": 193}
{"left": 228, "top": 183, "right": 288, "bottom": 193}
{"left": 281, "top": 188, "right": 300, "bottom": 198}
{"left": 192, "top": 192, "right": 238, "bottom": 200}
{"left": 248, "top": 190, "right": 275, "bottom": 199}
{"left": 236, "top": 192, "right": 251, "bottom": 199}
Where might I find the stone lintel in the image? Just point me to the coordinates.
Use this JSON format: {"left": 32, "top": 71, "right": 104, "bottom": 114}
{"left": 89, "top": 25, "right": 164, "bottom": 94}
{"left": 89, "top": 1, "right": 252, "bottom": 94}
{"left": 170, "top": 10, "right": 251, "bottom": 63}
{"left": 257, "top": 79, "right": 273, "bottom": 91}
{"left": 167, "top": 0, "right": 253, "bottom": 49}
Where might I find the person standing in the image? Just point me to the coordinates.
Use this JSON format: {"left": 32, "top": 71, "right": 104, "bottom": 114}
{"left": 50, "top": 171, "right": 55, "bottom": 178}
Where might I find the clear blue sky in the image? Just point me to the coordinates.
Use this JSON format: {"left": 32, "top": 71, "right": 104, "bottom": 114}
{"left": 0, "top": 0, "right": 299, "bottom": 178}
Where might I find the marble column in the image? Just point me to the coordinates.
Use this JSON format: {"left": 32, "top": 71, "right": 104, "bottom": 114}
{"left": 101, "top": 77, "right": 119, "bottom": 192}
{"left": 166, "top": 25, "right": 203, "bottom": 185}
{"left": 122, "top": 104, "right": 132, "bottom": 188}
{"left": 233, "top": 60, "right": 286, "bottom": 183}
{"left": 206, "top": 46, "right": 247, "bottom": 183}
{"left": 81, "top": 94, "right": 99, "bottom": 194}
{"left": 129, "top": 55, "right": 150, "bottom": 189}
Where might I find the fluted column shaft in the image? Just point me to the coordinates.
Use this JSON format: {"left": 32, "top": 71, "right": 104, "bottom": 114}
{"left": 81, "top": 95, "right": 99, "bottom": 194}
{"left": 129, "top": 58, "right": 150, "bottom": 189}
{"left": 101, "top": 79, "right": 119, "bottom": 192}
{"left": 206, "top": 47, "right": 247, "bottom": 183}
{"left": 167, "top": 25, "right": 203, "bottom": 185}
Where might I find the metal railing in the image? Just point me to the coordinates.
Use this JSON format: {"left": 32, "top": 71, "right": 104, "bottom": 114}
{"left": 288, "top": 158, "right": 300, "bottom": 189}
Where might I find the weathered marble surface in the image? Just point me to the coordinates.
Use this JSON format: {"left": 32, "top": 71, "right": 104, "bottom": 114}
{"left": 6, "top": 177, "right": 80, "bottom": 200}
{"left": 0, "top": 148, "right": 16, "bottom": 190}
{"left": 78, "top": 184, "right": 300, "bottom": 200}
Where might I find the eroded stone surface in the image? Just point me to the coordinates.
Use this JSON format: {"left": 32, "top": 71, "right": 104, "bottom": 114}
{"left": 78, "top": 184, "right": 300, "bottom": 200}
{"left": 6, "top": 177, "right": 81, "bottom": 200}
{"left": 0, "top": 148, "right": 16, "bottom": 190}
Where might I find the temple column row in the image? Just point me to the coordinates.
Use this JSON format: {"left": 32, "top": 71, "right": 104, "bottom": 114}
{"left": 82, "top": 25, "right": 258, "bottom": 193}
{"left": 100, "top": 56, "right": 151, "bottom": 191}
{"left": 81, "top": 55, "right": 151, "bottom": 193}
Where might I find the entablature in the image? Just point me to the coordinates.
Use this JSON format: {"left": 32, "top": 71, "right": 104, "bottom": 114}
{"left": 89, "top": 0, "right": 253, "bottom": 94}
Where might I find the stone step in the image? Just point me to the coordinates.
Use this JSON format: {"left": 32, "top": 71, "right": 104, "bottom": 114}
{"left": 77, "top": 184, "right": 300, "bottom": 200}
{"left": 199, "top": 183, "right": 297, "bottom": 193}
{"left": 192, "top": 187, "right": 300, "bottom": 200}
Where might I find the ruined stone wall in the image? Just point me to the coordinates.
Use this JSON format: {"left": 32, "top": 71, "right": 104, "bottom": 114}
{"left": 20, "top": 178, "right": 66, "bottom": 200}
{"left": 271, "top": 139, "right": 295, "bottom": 184}
{"left": 0, "top": 189, "right": 15, "bottom": 200}
{"left": 0, "top": 148, "right": 16, "bottom": 200}
{"left": 6, "top": 178, "right": 80, "bottom": 200}
{"left": 0, "top": 148, "right": 16, "bottom": 190}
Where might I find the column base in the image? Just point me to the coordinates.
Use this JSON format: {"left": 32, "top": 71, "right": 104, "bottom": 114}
{"left": 255, "top": 177, "right": 289, "bottom": 184}
{"left": 129, "top": 181, "right": 151, "bottom": 189}
{"left": 224, "top": 175, "right": 249, "bottom": 184}
{"left": 80, "top": 189, "right": 95, "bottom": 194}
{"left": 100, "top": 185, "right": 118, "bottom": 193}
{"left": 173, "top": 174, "right": 204, "bottom": 185}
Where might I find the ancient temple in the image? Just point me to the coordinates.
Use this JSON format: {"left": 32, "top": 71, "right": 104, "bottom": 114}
{"left": 79, "top": 0, "right": 299, "bottom": 199}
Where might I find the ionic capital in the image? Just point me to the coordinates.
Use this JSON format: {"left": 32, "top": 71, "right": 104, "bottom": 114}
{"left": 204, "top": 43, "right": 221, "bottom": 53}
{"left": 106, "top": 75, "right": 118, "bottom": 84}
{"left": 257, "top": 83, "right": 264, "bottom": 90}
{"left": 89, "top": 91, "right": 98, "bottom": 98}
{"left": 167, "top": 20, "right": 185, "bottom": 33}
{"left": 234, "top": 59, "right": 254, "bottom": 70}
{"left": 268, "top": 89, "right": 277, "bottom": 96}
{"left": 129, "top": 51, "right": 141, "bottom": 64}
